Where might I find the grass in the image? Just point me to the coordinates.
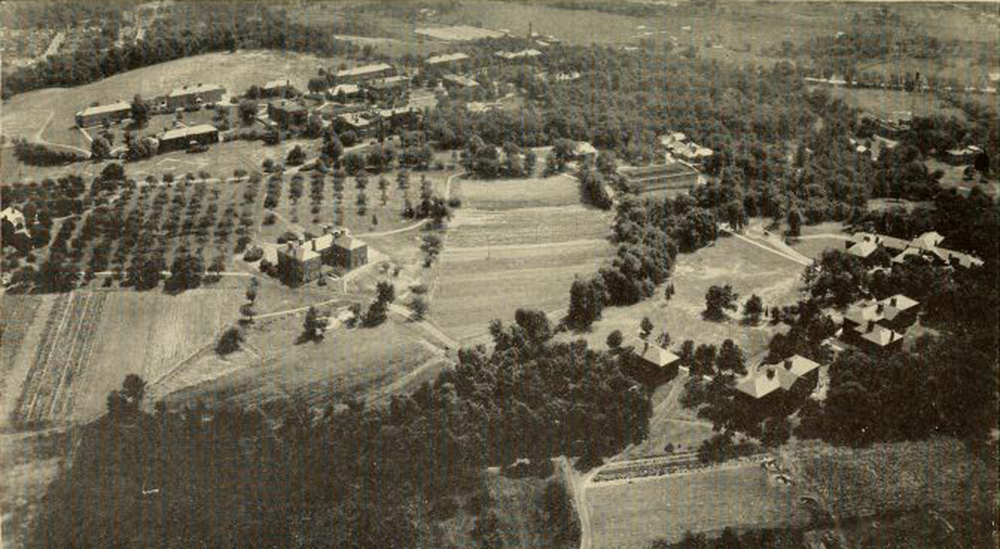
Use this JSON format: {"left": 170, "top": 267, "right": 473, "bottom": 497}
{"left": 164, "top": 315, "right": 435, "bottom": 410}
{"left": 784, "top": 438, "right": 997, "bottom": 520}
{"left": 926, "top": 158, "right": 999, "bottom": 198}
{"left": 615, "top": 372, "right": 717, "bottom": 461}
{"left": 0, "top": 295, "right": 42, "bottom": 405}
{"left": 76, "top": 289, "right": 243, "bottom": 421}
{"left": 432, "top": 178, "right": 612, "bottom": 340}
{"left": 587, "top": 463, "right": 812, "bottom": 548}
{"left": 566, "top": 234, "right": 804, "bottom": 360}
{"left": 823, "top": 87, "right": 968, "bottom": 121}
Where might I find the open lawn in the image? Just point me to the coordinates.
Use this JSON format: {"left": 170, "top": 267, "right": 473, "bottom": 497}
{"left": 567, "top": 234, "right": 804, "bottom": 360}
{"left": 164, "top": 315, "right": 436, "bottom": 411}
{"left": 784, "top": 438, "right": 997, "bottom": 520}
{"left": 615, "top": 372, "right": 717, "bottom": 461}
{"left": 432, "top": 174, "right": 612, "bottom": 341}
{"left": 823, "top": 87, "right": 968, "bottom": 121}
{"left": 926, "top": 157, "right": 999, "bottom": 198}
{"left": 587, "top": 463, "right": 812, "bottom": 548}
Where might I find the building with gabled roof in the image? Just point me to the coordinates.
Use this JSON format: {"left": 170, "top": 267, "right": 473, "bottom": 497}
{"left": 336, "top": 63, "right": 394, "bottom": 83}
{"left": 629, "top": 338, "right": 680, "bottom": 369}
{"left": 268, "top": 100, "right": 308, "bottom": 126}
{"left": 842, "top": 294, "right": 917, "bottom": 353}
{"left": 277, "top": 227, "right": 369, "bottom": 286}
{"left": 736, "top": 355, "right": 821, "bottom": 400}
{"left": 263, "top": 78, "right": 296, "bottom": 97}
{"left": 494, "top": 49, "right": 542, "bottom": 61}
{"left": 75, "top": 101, "right": 132, "bottom": 128}
{"left": 442, "top": 73, "right": 479, "bottom": 89}
{"left": 850, "top": 231, "right": 984, "bottom": 271}
{"left": 329, "top": 84, "right": 362, "bottom": 101}
{"left": 157, "top": 124, "right": 219, "bottom": 152}
{"left": 426, "top": 52, "right": 470, "bottom": 69}
{"left": 167, "top": 83, "right": 225, "bottom": 109}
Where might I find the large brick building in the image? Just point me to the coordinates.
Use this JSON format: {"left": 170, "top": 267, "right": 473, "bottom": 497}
{"left": 276, "top": 227, "right": 369, "bottom": 286}
{"left": 75, "top": 101, "right": 132, "bottom": 127}
{"left": 157, "top": 124, "right": 219, "bottom": 153}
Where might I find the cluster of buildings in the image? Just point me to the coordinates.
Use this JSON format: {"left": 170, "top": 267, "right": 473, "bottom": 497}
{"left": 659, "top": 132, "right": 713, "bottom": 165}
{"left": 736, "top": 355, "right": 821, "bottom": 401}
{"left": 276, "top": 227, "right": 369, "bottom": 286}
{"left": 75, "top": 83, "right": 227, "bottom": 127}
{"left": 841, "top": 294, "right": 920, "bottom": 355}
{"left": 333, "top": 106, "right": 421, "bottom": 137}
{"left": 846, "top": 231, "right": 984, "bottom": 270}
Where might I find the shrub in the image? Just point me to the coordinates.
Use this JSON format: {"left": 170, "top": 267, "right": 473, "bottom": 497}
{"left": 243, "top": 246, "right": 263, "bottom": 262}
{"left": 216, "top": 326, "right": 243, "bottom": 355}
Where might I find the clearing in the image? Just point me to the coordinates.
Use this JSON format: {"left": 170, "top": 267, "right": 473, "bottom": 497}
{"left": 586, "top": 462, "right": 812, "bottom": 548}
{"left": 431, "top": 174, "right": 613, "bottom": 341}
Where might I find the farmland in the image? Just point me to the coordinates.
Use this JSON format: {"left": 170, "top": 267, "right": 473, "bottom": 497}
{"left": 567, "top": 233, "right": 805, "bottom": 360}
{"left": 163, "top": 313, "right": 438, "bottom": 410}
{"left": 822, "top": 86, "right": 968, "bottom": 121}
{"left": 431, "top": 174, "right": 613, "bottom": 341}
{"left": 586, "top": 462, "right": 812, "bottom": 548}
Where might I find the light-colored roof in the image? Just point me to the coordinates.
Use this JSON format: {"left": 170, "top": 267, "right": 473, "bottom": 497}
{"left": 264, "top": 78, "right": 293, "bottom": 90}
{"left": 368, "top": 75, "right": 409, "bottom": 88}
{"left": 442, "top": 73, "right": 479, "bottom": 87}
{"left": 271, "top": 100, "right": 306, "bottom": 112}
{"left": 846, "top": 240, "right": 878, "bottom": 258}
{"left": 629, "top": 338, "right": 679, "bottom": 368}
{"left": 311, "top": 233, "right": 335, "bottom": 252}
{"left": 169, "top": 83, "right": 224, "bottom": 97}
{"left": 913, "top": 231, "right": 945, "bottom": 249}
{"left": 844, "top": 302, "right": 880, "bottom": 326}
{"left": 77, "top": 101, "right": 131, "bottom": 117}
{"left": 336, "top": 63, "right": 393, "bottom": 78}
{"left": 330, "top": 84, "right": 360, "bottom": 96}
{"left": 335, "top": 234, "right": 366, "bottom": 251}
{"left": 857, "top": 324, "right": 902, "bottom": 347}
{"left": 338, "top": 112, "right": 371, "bottom": 128}
{"left": 736, "top": 369, "right": 782, "bottom": 399}
{"left": 1, "top": 207, "right": 25, "bottom": 221}
{"left": 494, "top": 49, "right": 542, "bottom": 59}
{"left": 280, "top": 242, "right": 320, "bottom": 262}
{"left": 160, "top": 124, "right": 218, "bottom": 141}
{"left": 573, "top": 141, "right": 597, "bottom": 156}
{"left": 427, "top": 52, "right": 469, "bottom": 65}
{"left": 882, "top": 294, "right": 918, "bottom": 312}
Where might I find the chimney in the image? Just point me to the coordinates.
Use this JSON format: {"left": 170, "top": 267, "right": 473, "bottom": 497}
{"left": 890, "top": 297, "right": 897, "bottom": 307}
{"left": 784, "top": 358, "right": 793, "bottom": 371}
{"left": 877, "top": 303, "right": 884, "bottom": 314}
{"left": 867, "top": 320, "right": 875, "bottom": 333}
{"left": 643, "top": 340, "right": 650, "bottom": 354}
{"left": 287, "top": 242, "right": 295, "bottom": 251}
{"left": 766, "top": 368, "right": 775, "bottom": 380}
{"left": 311, "top": 239, "right": 317, "bottom": 251}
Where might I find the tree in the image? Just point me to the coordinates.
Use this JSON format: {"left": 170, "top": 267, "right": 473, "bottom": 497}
{"left": 607, "top": 329, "right": 623, "bottom": 351}
{"left": 303, "top": 306, "right": 327, "bottom": 341}
{"left": 246, "top": 278, "right": 259, "bottom": 305}
{"left": 286, "top": 145, "right": 306, "bottom": 166}
{"left": 376, "top": 281, "right": 395, "bottom": 304}
{"left": 471, "top": 511, "right": 503, "bottom": 549}
{"left": 523, "top": 149, "right": 537, "bottom": 176}
{"left": 704, "top": 284, "right": 739, "bottom": 321}
{"left": 100, "top": 162, "right": 125, "bottom": 181}
{"left": 322, "top": 132, "right": 344, "bottom": 163}
{"left": 344, "top": 151, "right": 365, "bottom": 175}
{"left": 567, "top": 277, "right": 605, "bottom": 329}
{"left": 216, "top": 326, "right": 243, "bottom": 355}
{"left": 786, "top": 205, "right": 802, "bottom": 237}
{"left": 362, "top": 299, "right": 388, "bottom": 327}
{"left": 692, "top": 344, "right": 717, "bottom": 377}
{"left": 421, "top": 233, "right": 442, "bottom": 267}
{"left": 91, "top": 136, "right": 111, "bottom": 159}
{"left": 238, "top": 100, "right": 257, "bottom": 124}
{"left": 131, "top": 94, "right": 149, "bottom": 127}
{"left": 167, "top": 252, "right": 205, "bottom": 291}
{"left": 640, "top": 317, "right": 654, "bottom": 340}
{"left": 716, "top": 339, "right": 746, "bottom": 375}
{"left": 544, "top": 150, "right": 560, "bottom": 175}
{"left": 409, "top": 297, "right": 428, "bottom": 320}
{"left": 743, "top": 294, "right": 763, "bottom": 324}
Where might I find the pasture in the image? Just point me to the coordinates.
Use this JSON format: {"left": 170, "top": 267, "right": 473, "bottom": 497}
{"left": 431, "top": 174, "right": 612, "bottom": 341}
{"left": 823, "top": 87, "right": 968, "bottom": 121}
{"left": 0, "top": 294, "right": 51, "bottom": 428}
{"left": 926, "top": 158, "right": 999, "bottom": 198}
{"left": 164, "top": 314, "right": 437, "bottom": 410}
{"left": 785, "top": 438, "right": 997, "bottom": 520}
{"left": 568, "top": 234, "right": 804, "bottom": 361}
{"left": 586, "top": 463, "right": 812, "bottom": 548}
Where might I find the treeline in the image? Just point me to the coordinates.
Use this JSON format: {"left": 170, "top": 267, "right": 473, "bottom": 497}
{"left": 11, "top": 139, "right": 88, "bottom": 166}
{"left": 31, "top": 309, "right": 649, "bottom": 548}
{"left": 568, "top": 194, "right": 718, "bottom": 328}
{"left": 2, "top": 4, "right": 362, "bottom": 98}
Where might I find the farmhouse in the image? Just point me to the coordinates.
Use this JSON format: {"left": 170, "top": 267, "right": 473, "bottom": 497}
{"left": 629, "top": 338, "right": 680, "bottom": 369}
{"left": 167, "top": 83, "right": 226, "bottom": 109}
{"left": 262, "top": 78, "right": 296, "bottom": 98}
{"left": 366, "top": 75, "right": 409, "bottom": 97}
{"left": 336, "top": 63, "right": 395, "bottom": 84}
{"left": 75, "top": 101, "right": 132, "bottom": 127}
{"left": 268, "top": 100, "right": 308, "bottom": 126}
{"left": 736, "top": 355, "right": 820, "bottom": 400}
{"left": 846, "top": 232, "right": 984, "bottom": 269}
{"left": 426, "top": 52, "right": 470, "bottom": 70}
{"left": 157, "top": 124, "right": 219, "bottom": 153}
{"left": 335, "top": 112, "right": 373, "bottom": 136}
{"left": 276, "top": 227, "right": 369, "bottom": 285}
{"left": 376, "top": 106, "right": 421, "bottom": 131}
{"left": 842, "top": 294, "right": 919, "bottom": 354}
{"left": 620, "top": 163, "right": 705, "bottom": 195}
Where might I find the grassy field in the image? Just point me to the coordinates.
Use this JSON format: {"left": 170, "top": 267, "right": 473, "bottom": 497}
{"left": 164, "top": 314, "right": 436, "bottom": 410}
{"left": 431, "top": 174, "right": 612, "bottom": 341}
{"left": 587, "top": 463, "right": 812, "bottom": 548}
{"left": 567, "top": 234, "right": 804, "bottom": 360}
{"left": 926, "top": 157, "right": 999, "bottom": 198}
{"left": 823, "top": 87, "right": 968, "bottom": 121}
{"left": 784, "top": 438, "right": 997, "bottom": 520}
{"left": 615, "top": 371, "right": 717, "bottom": 461}
{"left": 0, "top": 295, "right": 43, "bottom": 407}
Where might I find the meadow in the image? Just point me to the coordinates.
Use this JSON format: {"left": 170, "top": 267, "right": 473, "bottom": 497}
{"left": 823, "top": 86, "right": 968, "bottom": 121}
{"left": 568, "top": 234, "right": 805, "bottom": 361}
{"left": 586, "top": 463, "right": 812, "bottom": 548}
{"left": 431, "top": 174, "right": 613, "bottom": 341}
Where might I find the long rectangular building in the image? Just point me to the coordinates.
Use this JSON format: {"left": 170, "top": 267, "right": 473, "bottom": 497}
{"left": 166, "top": 83, "right": 226, "bottom": 110}
{"left": 158, "top": 124, "right": 219, "bottom": 152}
{"left": 75, "top": 101, "right": 132, "bottom": 128}
{"left": 335, "top": 63, "right": 394, "bottom": 84}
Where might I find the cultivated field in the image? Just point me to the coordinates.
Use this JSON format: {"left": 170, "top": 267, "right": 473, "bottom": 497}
{"left": 569, "top": 234, "right": 804, "bottom": 360}
{"left": 784, "top": 438, "right": 997, "bottom": 520}
{"left": 587, "top": 463, "right": 812, "bottom": 548}
{"left": 431, "top": 174, "right": 613, "bottom": 341}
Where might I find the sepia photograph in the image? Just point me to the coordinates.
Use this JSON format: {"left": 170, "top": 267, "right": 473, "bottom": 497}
{"left": 0, "top": 1, "right": 997, "bottom": 547}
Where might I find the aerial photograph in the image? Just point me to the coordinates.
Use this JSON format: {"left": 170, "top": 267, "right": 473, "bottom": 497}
{"left": 0, "top": 1, "right": 996, "bottom": 547}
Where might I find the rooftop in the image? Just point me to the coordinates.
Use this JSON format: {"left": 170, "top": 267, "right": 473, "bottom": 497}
{"left": 442, "top": 73, "right": 479, "bottom": 87}
{"left": 77, "top": 101, "right": 132, "bottom": 117}
{"left": 264, "top": 78, "right": 293, "bottom": 90}
{"left": 336, "top": 63, "right": 393, "bottom": 78}
{"left": 169, "top": 83, "right": 224, "bottom": 97}
{"left": 629, "top": 338, "right": 680, "bottom": 368}
{"left": 160, "top": 124, "right": 218, "bottom": 141}
{"left": 427, "top": 52, "right": 469, "bottom": 65}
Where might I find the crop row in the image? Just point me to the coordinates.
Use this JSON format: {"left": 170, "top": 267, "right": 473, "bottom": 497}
{"left": 15, "top": 292, "right": 73, "bottom": 425}
{"left": 50, "top": 292, "right": 108, "bottom": 420}
{"left": 593, "top": 453, "right": 769, "bottom": 483}
{"left": 0, "top": 295, "right": 42, "bottom": 399}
